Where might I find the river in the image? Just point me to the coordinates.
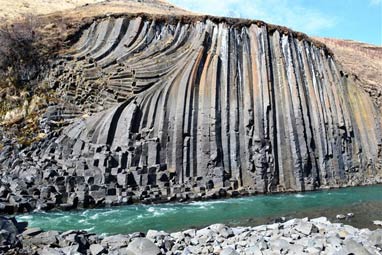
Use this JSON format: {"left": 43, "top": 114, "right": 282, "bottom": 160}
{"left": 16, "top": 185, "right": 382, "bottom": 235}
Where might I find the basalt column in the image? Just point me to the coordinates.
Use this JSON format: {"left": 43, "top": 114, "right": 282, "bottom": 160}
{"left": 48, "top": 16, "right": 382, "bottom": 195}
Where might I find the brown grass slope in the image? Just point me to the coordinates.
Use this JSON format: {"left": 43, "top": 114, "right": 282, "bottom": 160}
{"left": 316, "top": 38, "right": 382, "bottom": 110}
{"left": 0, "top": 0, "right": 190, "bottom": 20}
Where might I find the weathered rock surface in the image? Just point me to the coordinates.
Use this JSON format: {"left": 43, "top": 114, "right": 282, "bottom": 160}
{"left": 46, "top": 16, "right": 382, "bottom": 192}
{"left": 2, "top": 216, "right": 382, "bottom": 254}
{"left": 0, "top": 14, "right": 381, "bottom": 211}
{"left": 0, "top": 217, "right": 23, "bottom": 250}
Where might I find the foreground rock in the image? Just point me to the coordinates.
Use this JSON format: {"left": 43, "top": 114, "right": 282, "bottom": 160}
{"left": 2, "top": 217, "right": 382, "bottom": 254}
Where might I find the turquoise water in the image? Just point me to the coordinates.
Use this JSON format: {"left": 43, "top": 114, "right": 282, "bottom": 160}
{"left": 17, "top": 185, "right": 382, "bottom": 235}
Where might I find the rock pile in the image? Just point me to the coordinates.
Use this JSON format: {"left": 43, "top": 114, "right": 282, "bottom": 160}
{"left": 2, "top": 217, "right": 382, "bottom": 254}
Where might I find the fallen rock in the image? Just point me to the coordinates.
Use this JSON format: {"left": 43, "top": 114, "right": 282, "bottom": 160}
{"left": 295, "top": 221, "right": 318, "bottom": 235}
{"left": 221, "top": 247, "right": 239, "bottom": 255}
{"left": 244, "top": 245, "right": 263, "bottom": 255}
{"left": 368, "top": 229, "right": 382, "bottom": 247}
{"left": 90, "top": 243, "right": 106, "bottom": 255}
{"left": 0, "top": 217, "right": 21, "bottom": 248}
{"left": 30, "top": 230, "right": 59, "bottom": 246}
{"left": 22, "top": 227, "right": 43, "bottom": 237}
{"left": 126, "top": 238, "right": 160, "bottom": 255}
{"left": 338, "top": 238, "right": 372, "bottom": 255}
{"left": 101, "top": 234, "right": 130, "bottom": 250}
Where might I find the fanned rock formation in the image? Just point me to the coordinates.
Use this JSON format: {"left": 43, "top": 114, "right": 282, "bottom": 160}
{"left": 1, "top": 14, "right": 381, "bottom": 210}
{"left": 50, "top": 16, "right": 382, "bottom": 191}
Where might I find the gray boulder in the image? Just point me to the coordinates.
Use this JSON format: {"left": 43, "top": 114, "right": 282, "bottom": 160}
{"left": 221, "top": 247, "right": 239, "bottom": 255}
{"left": 30, "top": 230, "right": 60, "bottom": 246}
{"left": 101, "top": 234, "right": 130, "bottom": 250}
{"left": 39, "top": 247, "right": 64, "bottom": 255}
{"left": 209, "top": 224, "right": 234, "bottom": 238}
{"left": 22, "top": 227, "right": 43, "bottom": 237}
{"left": 0, "top": 217, "right": 21, "bottom": 248}
{"left": 90, "top": 243, "right": 106, "bottom": 255}
{"left": 126, "top": 238, "right": 160, "bottom": 255}
{"left": 244, "top": 245, "right": 263, "bottom": 255}
{"left": 368, "top": 229, "right": 382, "bottom": 247}
{"left": 295, "top": 221, "right": 318, "bottom": 235}
{"left": 336, "top": 239, "right": 372, "bottom": 255}
{"left": 146, "top": 229, "right": 169, "bottom": 240}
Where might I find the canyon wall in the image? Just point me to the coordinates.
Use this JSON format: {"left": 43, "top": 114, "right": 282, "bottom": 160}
{"left": 2, "top": 15, "right": 381, "bottom": 210}
{"left": 46, "top": 16, "right": 382, "bottom": 193}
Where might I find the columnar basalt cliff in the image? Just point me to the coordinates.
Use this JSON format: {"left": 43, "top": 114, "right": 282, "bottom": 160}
{"left": 1, "top": 15, "right": 381, "bottom": 211}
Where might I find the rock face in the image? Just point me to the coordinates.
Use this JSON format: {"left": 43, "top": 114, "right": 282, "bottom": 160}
{"left": 0, "top": 217, "right": 24, "bottom": 250}
{"left": 1, "top": 15, "right": 381, "bottom": 209}
{"left": 50, "top": 16, "right": 382, "bottom": 189}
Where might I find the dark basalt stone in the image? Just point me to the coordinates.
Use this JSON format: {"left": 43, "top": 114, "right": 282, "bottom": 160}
{"left": 0, "top": 15, "right": 381, "bottom": 213}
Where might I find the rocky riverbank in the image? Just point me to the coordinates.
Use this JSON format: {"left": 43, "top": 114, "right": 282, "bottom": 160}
{"left": 1, "top": 149, "right": 381, "bottom": 215}
{"left": 1, "top": 216, "right": 382, "bottom": 254}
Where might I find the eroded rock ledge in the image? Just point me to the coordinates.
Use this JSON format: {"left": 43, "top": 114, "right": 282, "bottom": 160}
{"left": 1, "top": 14, "right": 382, "bottom": 212}
{"left": 1, "top": 216, "right": 382, "bottom": 254}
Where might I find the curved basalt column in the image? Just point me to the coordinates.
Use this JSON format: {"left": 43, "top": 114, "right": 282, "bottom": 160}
{"left": 48, "top": 16, "right": 381, "bottom": 197}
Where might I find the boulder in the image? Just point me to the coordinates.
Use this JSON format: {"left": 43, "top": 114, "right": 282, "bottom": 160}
{"left": 146, "top": 229, "right": 169, "bottom": 240}
{"left": 126, "top": 238, "right": 160, "bottom": 255}
{"left": 39, "top": 247, "right": 63, "bottom": 255}
{"left": 244, "top": 245, "right": 263, "bottom": 255}
{"left": 90, "top": 243, "right": 106, "bottom": 255}
{"left": 337, "top": 239, "right": 372, "bottom": 255}
{"left": 101, "top": 234, "right": 130, "bottom": 250}
{"left": 22, "top": 227, "right": 43, "bottom": 237}
{"left": 30, "top": 231, "right": 59, "bottom": 246}
{"left": 295, "top": 221, "right": 318, "bottom": 235}
{"left": 0, "top": 217, "right": 20, "bottom": 248}
{"left": 60, "top": 244, "right": 80, "bottom": 254}
{"left": 368, "top": 229, "right": 382, "bottom": 247}
{"left": 221, "top": 247, "right": 239, "bottom": 255}
{"left": 209, "top": 224, "right": 234, "bottom": 238}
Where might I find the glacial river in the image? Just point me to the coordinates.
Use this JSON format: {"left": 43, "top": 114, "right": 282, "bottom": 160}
{"left": 17, "top": 185, "right": 382, "bottom": 235}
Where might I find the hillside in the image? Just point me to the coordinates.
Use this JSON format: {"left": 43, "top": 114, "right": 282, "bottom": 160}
{"left": 0, "top": 0, "right": 191, "bottom": 20}
{"left": 0, "top": 0, "right": 104, "bottom": 19}
{"left": 316, "top": 38, "right": 382, "bottom": 110}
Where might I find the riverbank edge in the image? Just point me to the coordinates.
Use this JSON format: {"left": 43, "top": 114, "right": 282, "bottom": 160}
{"left": 0, "top": 176, "right": 382, "bottom": 216}
{"left": 1, "top": 176, "right": 382, "bottom": 217}
{"left": 1, "top": 216, "right": 382, "bottom": 254}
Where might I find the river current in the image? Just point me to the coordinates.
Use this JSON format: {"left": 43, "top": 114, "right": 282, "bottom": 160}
{"left": 17, "top": 185, "right": 382, "bottom": 235}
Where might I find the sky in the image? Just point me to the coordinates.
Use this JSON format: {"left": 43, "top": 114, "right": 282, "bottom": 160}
{"left": 168, "top": 0, "right": 382, "bottom": 45}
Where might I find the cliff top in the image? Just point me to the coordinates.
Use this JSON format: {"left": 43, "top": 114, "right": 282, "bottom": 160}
{"left": 0, "top": 0, "right": 330, "bottom": 54}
